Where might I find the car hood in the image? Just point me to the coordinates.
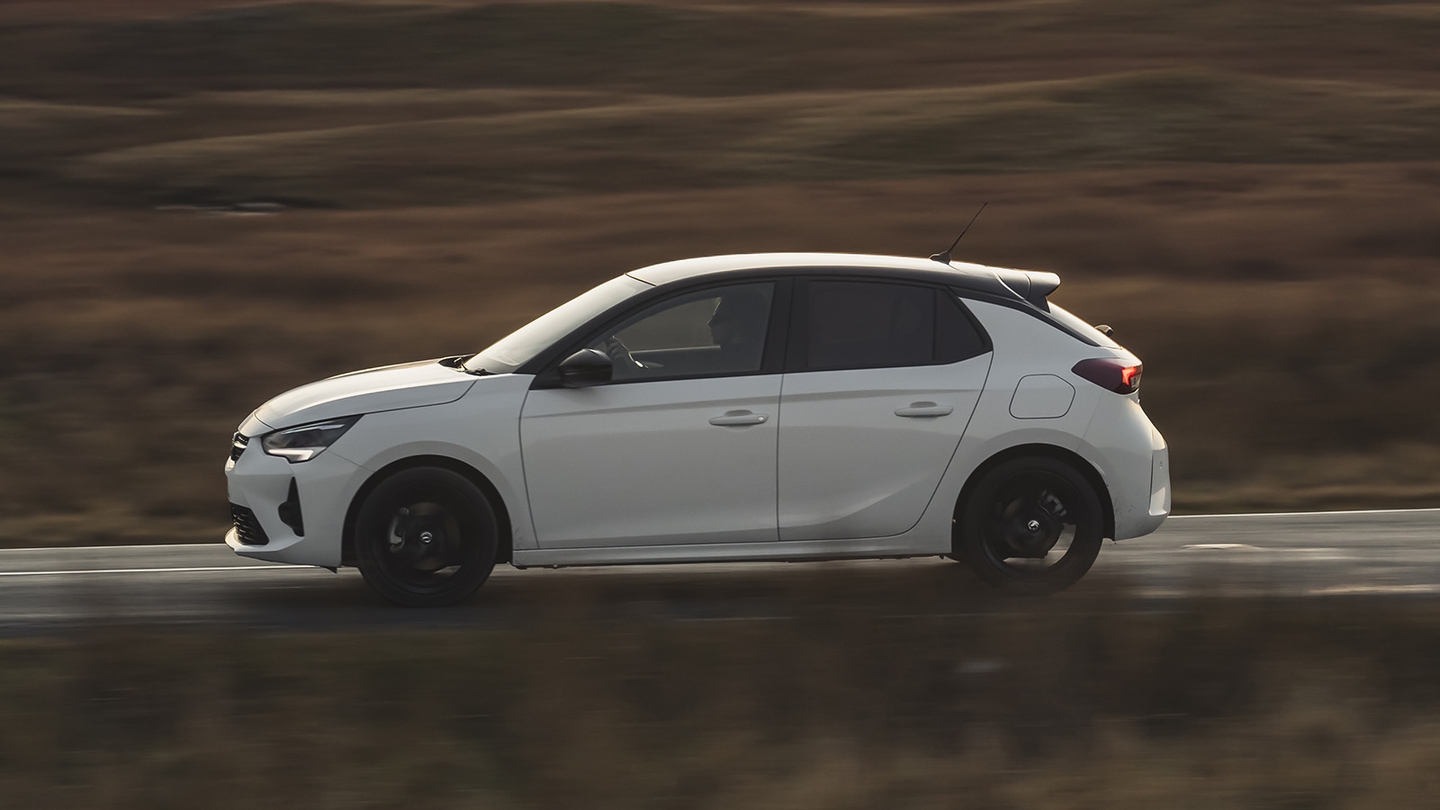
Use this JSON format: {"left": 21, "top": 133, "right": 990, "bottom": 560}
{"left": 249, "top": 359, "right": 478, "bottom": 432}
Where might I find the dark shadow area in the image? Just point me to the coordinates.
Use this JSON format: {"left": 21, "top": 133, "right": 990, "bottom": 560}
{"left": 6, "top": 573, "right": 1440, "bottom": 807}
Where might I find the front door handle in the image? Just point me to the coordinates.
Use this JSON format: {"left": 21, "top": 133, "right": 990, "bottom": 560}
{"left": 709, "top": 410, "right": 768, "bottom": 427}
{"left": 894, "top": 401, "right": 953, "bottom": 418}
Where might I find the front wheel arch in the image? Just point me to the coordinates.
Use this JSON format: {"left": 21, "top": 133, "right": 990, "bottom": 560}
{"left": 342, "top": 455, "right": 513, "bottom": 568}
{"left": 951, "top": 444, "right": 1114, "bottom": 553}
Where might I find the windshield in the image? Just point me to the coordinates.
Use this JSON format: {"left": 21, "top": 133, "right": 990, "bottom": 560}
{"left": 464, "top": 274, "right": 651, "bottom": 373}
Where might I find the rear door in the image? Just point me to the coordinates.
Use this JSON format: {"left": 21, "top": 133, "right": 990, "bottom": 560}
{"left": 776, "top": 279, "right": 992, "bottom": 541}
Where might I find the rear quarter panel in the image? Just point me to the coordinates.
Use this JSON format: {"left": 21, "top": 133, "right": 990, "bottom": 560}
{"left": 901, "top": 301, "right": 1112, "bottom": 549}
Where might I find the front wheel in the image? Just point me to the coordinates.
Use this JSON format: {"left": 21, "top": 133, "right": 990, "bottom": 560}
{"left": 354, "top": 467, "right": 498, "bottom": 607}
{"left": 957, "top": 456, "right": 1105, "bottom": 595}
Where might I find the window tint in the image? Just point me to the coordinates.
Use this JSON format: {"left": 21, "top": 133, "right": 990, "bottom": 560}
{"left": 802, "top": 281, "right": 987, "bottom": 371}
{"left": 936, "top": 290, "right": 989, "bottom": 363}
{"left": 588, "top": 282, "right": 775, "bottom": 382}
{"left": 1047, "top": 303, "right": 1121, "bottom": 349}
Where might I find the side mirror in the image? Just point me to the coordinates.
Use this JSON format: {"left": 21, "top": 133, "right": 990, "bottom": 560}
{"left": 557, "top": 348, "right": 613, "bottom": 388}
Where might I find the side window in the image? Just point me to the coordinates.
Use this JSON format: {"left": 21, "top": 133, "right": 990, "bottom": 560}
{"left": 588, "top": 282, "right": 775, "bottom": 381}
{"left": 800, "top": 280, "right": 988, "bottom": 371}
{"left": 936, "top": 289, "right": 989, "bottom": 363}
{"left": 803, "top": 281, "right": 933, "bottom": 371}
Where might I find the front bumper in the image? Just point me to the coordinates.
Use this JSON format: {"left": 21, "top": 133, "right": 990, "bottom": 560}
{"left": 225, "top": 436, "right": 365, "bottom": 567}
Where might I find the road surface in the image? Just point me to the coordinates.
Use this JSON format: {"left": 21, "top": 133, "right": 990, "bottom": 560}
{"left": 0, "top": 509, "right": 1436, "bottom": 634}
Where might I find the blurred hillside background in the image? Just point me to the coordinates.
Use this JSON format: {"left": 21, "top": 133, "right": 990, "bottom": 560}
{"left": 1, "top": 0, "right": 1438, "bottom": 547}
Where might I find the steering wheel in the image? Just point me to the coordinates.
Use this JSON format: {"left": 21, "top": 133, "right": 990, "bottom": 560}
{"left": 599, "top": 337, "right": 648, "bottom": 371}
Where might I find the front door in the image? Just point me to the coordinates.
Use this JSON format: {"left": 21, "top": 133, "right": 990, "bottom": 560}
{"left": 521, "top": 281, "right": 784, "bottom": 549}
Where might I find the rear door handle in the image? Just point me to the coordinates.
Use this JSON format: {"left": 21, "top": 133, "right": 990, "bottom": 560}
{"left": 710, "top": 410, "right": 768, "bottom": 427}
{"left": 894, "top": 401, "right": 953, "bottom": 418}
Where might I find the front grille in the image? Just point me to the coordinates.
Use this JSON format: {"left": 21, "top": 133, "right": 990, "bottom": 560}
{"left": 230, "top": 503, "right": 270, "bottom": 546}
{"left": 231, "top": 433, "right": 250, "bottom": 462}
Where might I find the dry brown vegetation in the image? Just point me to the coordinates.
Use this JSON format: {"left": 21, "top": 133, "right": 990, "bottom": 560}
{"left": 5, "top": 577, "right": 1440, "bottom": 808}
{"left": 1, "top": 0, "right": 1439, "bottom": 546}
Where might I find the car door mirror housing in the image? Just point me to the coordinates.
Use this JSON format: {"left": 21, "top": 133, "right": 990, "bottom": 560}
{"left": 557, "top": 348, "right": 613, "bottom": 388}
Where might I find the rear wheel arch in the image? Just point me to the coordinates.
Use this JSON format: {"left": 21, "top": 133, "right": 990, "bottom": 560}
{"left": 342, "top": 455, "right": 514, "bottom": 567}
{"left": 951, "top": 443, "right": 1115, "bottom": 549}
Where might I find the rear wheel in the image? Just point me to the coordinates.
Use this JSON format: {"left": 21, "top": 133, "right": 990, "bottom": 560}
{"left": 354, "top": 467, "right": 498, "bottom": 607}
{"left": 957, "top": 456, "right": 1105, "bottom": 595}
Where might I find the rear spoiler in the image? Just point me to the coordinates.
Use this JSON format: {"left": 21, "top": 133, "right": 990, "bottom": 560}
{"left": 991, "top": 267, "right": 1061, "bottom": 310}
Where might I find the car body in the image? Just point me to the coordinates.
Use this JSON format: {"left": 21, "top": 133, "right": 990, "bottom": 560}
{"left": 226, "top": 253, "right": 1170, "bottom": 605}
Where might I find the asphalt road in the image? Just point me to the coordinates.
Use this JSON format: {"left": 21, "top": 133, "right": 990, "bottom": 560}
{"left": 0, "top": 508, "right": 1437, "bottom": 634}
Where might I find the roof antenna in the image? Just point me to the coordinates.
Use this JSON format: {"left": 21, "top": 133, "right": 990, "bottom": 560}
{"left": 929, "top": 202, "right": 988, "bottom": 264}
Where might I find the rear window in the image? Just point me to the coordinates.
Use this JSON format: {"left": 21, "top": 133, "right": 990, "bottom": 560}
{"left": 1048, "top": 303, "right": 1122, "bottom": 349}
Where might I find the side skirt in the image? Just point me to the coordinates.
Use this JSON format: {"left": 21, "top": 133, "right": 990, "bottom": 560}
{"left": 511, "top": 535, "right": 951, "bottom": 569}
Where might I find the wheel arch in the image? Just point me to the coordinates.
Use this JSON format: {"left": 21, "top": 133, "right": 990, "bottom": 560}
{"left": 950, "top": 443, "right": 1115, "bottom": 549}
{"left": 342, "top": 455, "right": 515, "bottom": 567}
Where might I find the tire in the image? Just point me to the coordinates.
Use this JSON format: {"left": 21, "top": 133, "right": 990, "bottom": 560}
{"left": 354, "top": 466, "right": 498, "bottom": 607}
{"left": 957, "top": 456, "right": 1105, "bottom": 595}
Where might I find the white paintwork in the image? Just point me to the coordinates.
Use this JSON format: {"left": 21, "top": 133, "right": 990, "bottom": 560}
{"left": 254, "top": 359, "right": 476, "bottom": 430}
{"left": 629, "top": 252, "right": 1049, "bottom": 292}
{"left": 777, "top": 356, "right": 990, "bottom": 541}
{"left": 228, "top": 374, "right": 537, "bottom": 567}
{"left": 1008, "top": 374, "right": 1075, "bottom": 419}
{"left": 226, "top": 252, "right": 1170, "bottom": 582}
{"left": 1079, "top": 392, "right": 1169, "bottom": 540}
{"left": 226, "top": 432, "right": 363, "bottom": 566}
{"left": 1150, "top": 438, "right": 1172, "bottom": 517}
{"left": 519, "top": 376, "right": 781, "bottom": 548}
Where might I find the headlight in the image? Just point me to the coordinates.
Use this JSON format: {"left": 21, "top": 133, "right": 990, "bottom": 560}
{"left": 261, "top": 416, "right": 360, "bottom": 463}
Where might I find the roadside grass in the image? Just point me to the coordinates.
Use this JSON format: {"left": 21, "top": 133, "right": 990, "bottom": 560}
{"left": 4, "top": 165, "right": 1440, "bottom": 544}
{"left": 4, "top": 580, "right": 1440, "bottom": 807}
{"left": 3, "top": 0, "right": 1438, "bottom": 99}
{"left": 5, "top": 71, "right": 1436, "bottom": 207}
{"left": 0, "top": 0, "right": 1438, "bottom": 544}
{"left": 2, "top": 0, "right": 1439, "bottom": 209}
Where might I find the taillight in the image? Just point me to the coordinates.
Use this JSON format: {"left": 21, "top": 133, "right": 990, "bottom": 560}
{"left": 1072, "top": 358, "right": 1142, "bottom": 394}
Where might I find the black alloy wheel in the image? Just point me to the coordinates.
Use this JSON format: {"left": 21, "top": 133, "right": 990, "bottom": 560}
{"left": 958, "top": 456, "right": 1105, "bottom": 594}
{"left": 354, "top": 466, "right": 498, "bottom": 607}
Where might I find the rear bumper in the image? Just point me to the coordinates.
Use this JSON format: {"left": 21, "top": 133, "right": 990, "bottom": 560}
{"left": 1144, "top": 439, "right": 1172, "bottom": 530}
{"left": 1082, "top": 396, "right": 1170, "bottom": 540}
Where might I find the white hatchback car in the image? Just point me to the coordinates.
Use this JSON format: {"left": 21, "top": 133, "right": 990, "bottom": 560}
{"left": 226, "top": 253, "right": 1169, "bottom": 605}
